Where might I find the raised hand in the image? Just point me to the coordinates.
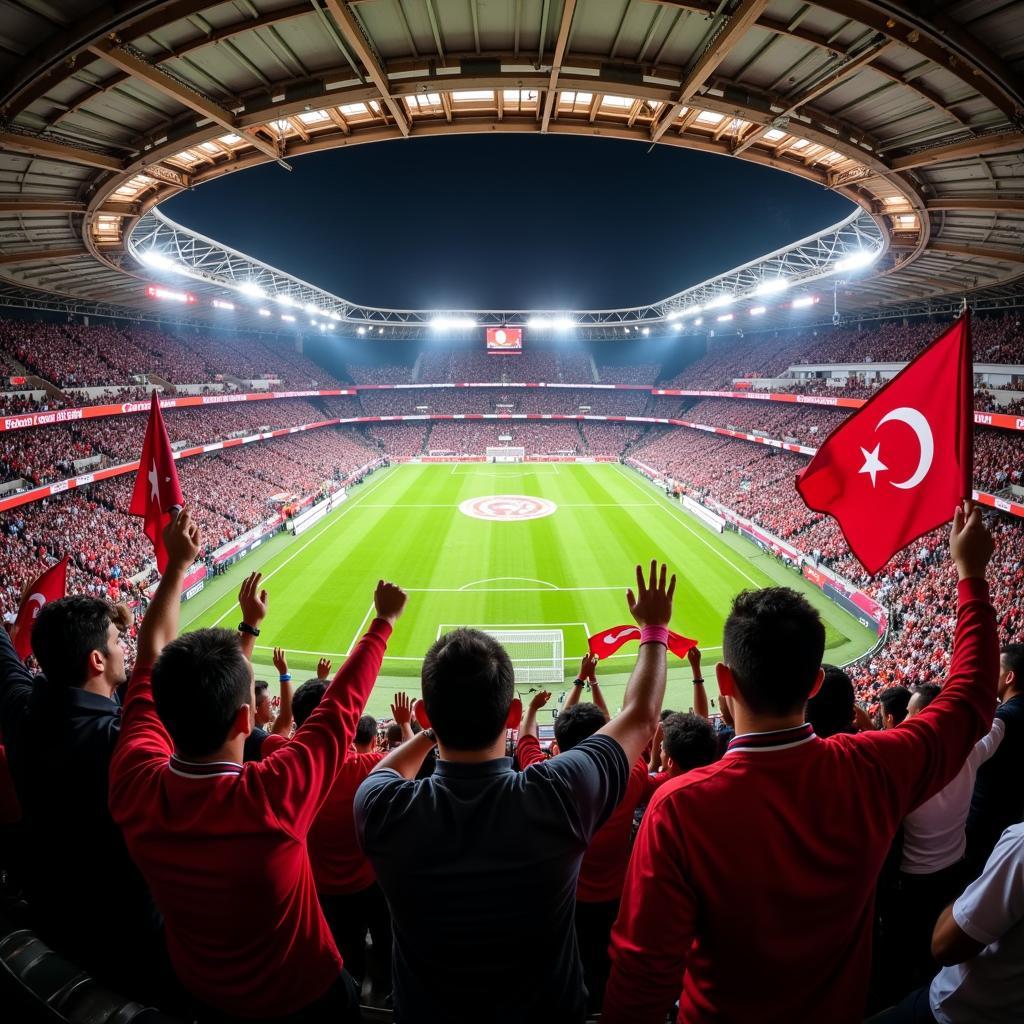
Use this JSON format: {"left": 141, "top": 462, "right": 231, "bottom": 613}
{"left": 374, "top": 580, "right": 407, "bottom": 625}
{"left": 579, "top": 653, "right": 598, "bottom": 683}
{"left": 316, "top": 657, "right": 332, "bottom": 680}
{"left": 272, "top": 647, "right": 288, "bottom": 676}
{"left": 238, "top": 572, "right": 269, "bottom": 627}
{"left": 391, "top": 692, "right": 412, "bottom": 724}
{"left": 687, "top": 645, "right": 702, "bottom": 675}
{"left": 626, "top": 560, "right": 676, "bottom": 628}
{"left": 529, "top": 690, "right": 553, "bottom": 713}
{"left": 163, "top": 507, "right": 201, "bottom": 573}
{"left": 950, "top": 499, "right": 994, "bottom": 581}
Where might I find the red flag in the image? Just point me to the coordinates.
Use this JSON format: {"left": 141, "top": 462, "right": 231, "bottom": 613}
{"left": 129, "top": 392, "right": 184, "bottom": 573}
{"left": 11, "top": 556, "right": 69, "bottom": 660}
{"left": 588, "top": 625, "right": 697, "bottom": 661}
{"left": 796, "top": 313, "right": 973, "bottom": 575}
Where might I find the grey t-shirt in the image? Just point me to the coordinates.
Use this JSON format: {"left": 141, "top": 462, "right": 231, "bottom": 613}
{"left": 354, "top": 733, "right": 629, "bottom": 1023}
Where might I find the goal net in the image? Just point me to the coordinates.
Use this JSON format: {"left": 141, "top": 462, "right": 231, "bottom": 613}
{"left": 486, "top": 446, "right": 525, "bottom": 463}
{"left": 482, "top": 628, "right": 564, "bottom": 685}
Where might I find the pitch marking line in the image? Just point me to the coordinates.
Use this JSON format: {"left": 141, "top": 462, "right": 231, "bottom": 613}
{"left": 612, "top": 464, "right": 762, "bottom": 588}
{"left": 345, "top": 601, "right": 377, "bottom": 656}
{"left": 435, "top": 620, "right": 588, "bottom": 640}
{"left": 358, "top": 502, "right": 656, "bottom": 509}
{"left": 251, "top": 645, "right": 722, "bottom": 663}
{"left": 207, "top": 467, "right": 397, "bottom": 629}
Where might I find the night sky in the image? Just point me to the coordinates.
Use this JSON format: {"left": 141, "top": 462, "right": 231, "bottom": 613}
{"left": 166, "top": 134, "right": 853, "bottom": 310}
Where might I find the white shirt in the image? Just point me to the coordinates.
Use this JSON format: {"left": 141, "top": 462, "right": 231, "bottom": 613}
{"left": 930, "top": 823, "right": 1024, "bottom": 1023}
{"left": 901, "top": 720, "right": 1005, "bottom": 875}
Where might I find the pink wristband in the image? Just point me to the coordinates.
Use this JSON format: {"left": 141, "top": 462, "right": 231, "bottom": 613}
{"left": 640, "top": 625, "right": 670, "bottom": 647}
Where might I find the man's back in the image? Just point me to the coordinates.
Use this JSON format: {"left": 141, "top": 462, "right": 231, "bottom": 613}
{"left": 355, "top": 734, "right": 628, "bottom": 1023}
{"left": 605, "top": 576, "right": 998, "bottom": 1024}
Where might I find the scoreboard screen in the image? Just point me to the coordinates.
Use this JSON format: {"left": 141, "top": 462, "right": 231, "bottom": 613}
{"left": 486, "top": 327, "right": 523, "bottom": 355}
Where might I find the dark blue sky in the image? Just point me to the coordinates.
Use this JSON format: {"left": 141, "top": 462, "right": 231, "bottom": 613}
{"left": 166, "top": 134, "right": 852, "bottom": 310}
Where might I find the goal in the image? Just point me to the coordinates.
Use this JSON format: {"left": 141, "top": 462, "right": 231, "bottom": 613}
{"left": 481, "top": 628, "right": 564, "bottom": 685}
{"left": 486, "top": 446, "right": 525, "bottom": 463}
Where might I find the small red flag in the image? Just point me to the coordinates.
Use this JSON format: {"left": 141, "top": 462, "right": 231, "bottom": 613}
{"left": 796, "top": 313, "right": 973, "bottom": 575}
{"left": 588, "top": 625, "right": 697, "bottom": 661}
{"left": 128, "top": 392, "right": 184, "bottom": 573}
{"left": 12, "top": 555, "right": 69, "bottom": 660}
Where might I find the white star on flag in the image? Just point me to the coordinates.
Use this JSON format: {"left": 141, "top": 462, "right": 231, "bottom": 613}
{"left": 858, "top": 444, "right": 888, "bottom": 487}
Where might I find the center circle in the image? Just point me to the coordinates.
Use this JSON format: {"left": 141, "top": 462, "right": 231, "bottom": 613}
{"left": 459, "top": 495, "right": 557, "bottom": 522}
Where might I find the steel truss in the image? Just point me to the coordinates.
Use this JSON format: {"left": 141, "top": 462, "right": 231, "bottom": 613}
{"left": 127, "top": 206, "right": 887, "bottom": 335}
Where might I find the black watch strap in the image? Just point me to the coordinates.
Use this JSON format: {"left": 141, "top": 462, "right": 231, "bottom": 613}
{"left": 238, "top": 621, "right": 260, "bottom": 637}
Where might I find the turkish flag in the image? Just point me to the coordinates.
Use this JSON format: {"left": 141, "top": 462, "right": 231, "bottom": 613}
{"left": 588, "top": 625, "right": 697, "bottom": 661}
{"left": 796, "top": 313, "right": 973, "bottom": 575}
{"left": 128, "top": 392, "right": 184, "bottom": 573}
{"left": 11, "top": 555, "right": 69, "bottom": 660}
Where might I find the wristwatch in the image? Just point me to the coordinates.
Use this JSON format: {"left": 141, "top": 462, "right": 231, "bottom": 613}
{"left": 693, "top": 677, "right": 705, "bottom": 685}
{"left": 573, "top": 677, "right": 586, "bottom": 687}
{"left": 238, "top": 622, "right": 260, "bottom": 637}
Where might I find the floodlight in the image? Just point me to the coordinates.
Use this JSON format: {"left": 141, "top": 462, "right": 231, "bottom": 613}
{"left": 305, "top": 304, "right": 318, "bottom": 314}
{"left": 140, "top": 250, "right": 176, "bottom": 271}
{"left": 258, "top": 308, "right": 271, "bottom": 317}
{"left": 681, "top": 305, "right": 702, "bottom": 317}
{"left": 281, "top": 314, "right": 296, "bottom": 322}
{"left": 275, "top": 294, "right": 295, "bottom": 307}
{"left": 706, "top": 294, "right": 733, "bottom": 310}
{"left": 641, "top": 327, "right": 650, "bottom": 335}
{"left": 755, "top": 277, "right": 790, "bottom": 296}
{"left": 357, "top": 327, "right": 366, "bottom": 335}
{"left": 693, "top": 317, "right": 703, "bottom": 326}
{"left": 792, "top": 295, "right": 817, "bottom": 308}
{"left": 212, "top": 299, "right": 235, "bottom": 310}
{"left": 749, "top": 306, "right": 766, "bottom": 316}
{"left": 672, "top": 322, "right": 682, "bottom": 331}
{"left": 667, "top": 311, "right": 682, "bottom": 321}
{"left": 527, "top": 317, "right": 551, "bottom": 329}
{"left": 240, "top": 282, "right": 265, "bottom": 299}
{"left": 552, "top": 317, "right": 575, "bottom": 330}
{"left": 310, "top": 319, "right": 318, "bottom": 326}
{"left": 716, "top": 313, "right": 734, "bottom": 322}
{"left": 834, "top": 249, "right": 876, "bottom": 273}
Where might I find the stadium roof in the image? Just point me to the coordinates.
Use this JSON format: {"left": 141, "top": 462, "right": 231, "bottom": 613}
{"left": 0, "top": 1, "right": 1022, "bottom": 332}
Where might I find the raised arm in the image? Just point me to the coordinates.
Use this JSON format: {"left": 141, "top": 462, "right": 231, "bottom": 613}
{"left": 391, "top": 691, "right": 414, "bottom": 742}
{"left": 270, "top": 647, "right": 293, "bottom": 737}
{"left": 237, "top": 573, "right": 269, "bottom": 662}
{"left": 687, "top": 646, "right": 709, "bottom": 720}
{"left": 562, "top": 654, "right": 595, "bottom": 711}
{"left": 516, "top": 689, "right": 552, "bottom": 768}
{"left": 370, "top": 728, "right": 436, "bottom": 780}
{"left": 257, "top": 580, "right": 405, "bottom": 833}
{"left": 857, "top": 502, "right": 999, "bottom": 813}
{"left": 135, "top": 509, "right": 202, "bottom": 668}
{"left": 597, "top": 561, "right": 674, "bottom": 767}
{"left": 588, "top": 656, "right": 611, "bottom": 720}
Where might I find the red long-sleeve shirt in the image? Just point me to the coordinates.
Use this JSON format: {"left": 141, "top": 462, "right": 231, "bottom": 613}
{"left": 603, "top": 578, "right": 998, "bottom": 1024}
{"left": 108, "top": 620, "right": 391, "bottom": 1019}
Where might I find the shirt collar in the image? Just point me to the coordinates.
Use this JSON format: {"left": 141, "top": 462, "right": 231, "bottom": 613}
{"left": 169, "top": 755, "right": 243, "bottom": 779}
{"left": 434, "top": 756, "right": 513, "bottom": 779}
{"left": 725, "top": 722, "right": 817, "bottom": 755}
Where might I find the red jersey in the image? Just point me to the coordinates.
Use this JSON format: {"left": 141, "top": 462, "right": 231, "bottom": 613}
{"left": 603, "top": 579, "right": 998, "bottom": 1024}
{"left": 517, "top": 736, "right": 664, "bottom": 902}
{"left": 109, "top": 620, "right": 391, "bottom": 1019}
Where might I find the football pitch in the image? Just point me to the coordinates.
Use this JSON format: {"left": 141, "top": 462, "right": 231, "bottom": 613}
{"left": 181, "top": 462, "right": 876, "bottom": 718}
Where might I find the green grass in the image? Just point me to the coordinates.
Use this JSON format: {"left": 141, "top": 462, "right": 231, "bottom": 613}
{"left": 182, "top": 463, "right": 876, "bottom": 718}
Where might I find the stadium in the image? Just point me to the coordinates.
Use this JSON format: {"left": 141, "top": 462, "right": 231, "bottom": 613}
{"left": 0, "top": 2, "right": 1022, "bottom": 1023}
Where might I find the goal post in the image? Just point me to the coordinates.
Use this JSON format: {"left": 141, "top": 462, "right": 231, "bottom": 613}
{"left": 486, "top": 446, "right": 525, "bottom": 463}
{"left": 480, "top": 628, "right": 564, "bottom": 685}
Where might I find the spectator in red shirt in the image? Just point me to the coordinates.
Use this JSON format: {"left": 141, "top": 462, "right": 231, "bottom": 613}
{"left": 604, "top": 502, "right": 1000, "bottom": 1024}
{"left": 108, "top": 510, "right": 407, "bottom": 1023}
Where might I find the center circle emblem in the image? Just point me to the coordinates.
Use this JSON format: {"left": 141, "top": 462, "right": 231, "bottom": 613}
{"left": 459, "top": 495, "right": 557, "bottom": 522}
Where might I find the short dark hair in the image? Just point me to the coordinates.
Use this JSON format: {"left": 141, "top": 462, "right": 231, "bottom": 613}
{"left": 555, "top": 703, "right": 607, "bottom": 751}
{"left": 659, "top": 708, "right": 675, "bottom": 722}
{"left": 1003, "top": 644, "right": 1024, "bottom": 683}
{"left": 722, "top": 588, "right": 825, "bottom": 716}
{"left": 355, "top": 715, "right": 377, "bottom": 746}
{"left": 386, "top": 722, "right": 403, "bottom": 746}
{"left": 152, "top": 628, "right": 252, "bottom": 758}
{"left": 254, "top": 681, "right": 269, "bottom": 704}
{"left": 661, "top": 712, "right": 716, "bottom": 772}
{"left": 32, "top": 596, "right": 113, "bottom": 687}
{"left": 880, "top": 685, "right": 912, "bottom": 725}
{"left": 806, "top": 664, "right": 855, "bottom": 738}
{"left": 421, "top": 629, "right": 514, "bottom": 751}
{"left": 292, "top": 680, "right": 327, "bottom": 728}
{"left": 910, "top": 683, "right": 941, "bottom": 712}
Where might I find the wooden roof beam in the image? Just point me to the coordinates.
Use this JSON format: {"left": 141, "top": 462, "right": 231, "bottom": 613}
{"left": 0, "top": 197, "right": 87, "bottom": 214}
{"left": 652, "top": 0, "right": 769, "bottom": 143}
{"left": 889, "top": 131, "right": 1022, "bottom": 172}
{"left": 0, "top": 131, "right": 122, "bottom": 172}
{"left": 0, "top": 247, "right": 89, "bottom": 266}
{"left": 927, "top": 241, "right": 1024, "bottom": 264}
{"left": 541, "top": 0, "right": 579, "bottom": 132}
{"left": 322, "top": 0, "right": 410, "bottom": 137}
{"left": 90, "top": 41, "right": 283, "bottom": 164}
{"left": 925, "top": 196, "right": 1024, "bottom": 213}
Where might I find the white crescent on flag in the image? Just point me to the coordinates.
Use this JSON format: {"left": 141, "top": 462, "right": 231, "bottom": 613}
{"left": 603, "top": 627, "right": 641, "bottom": 645}
{"left": 27, "top": 593, "right": 46, "bottom": 618}
{"left": 877, "top": 407, "right": 934, "bottom": 490}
